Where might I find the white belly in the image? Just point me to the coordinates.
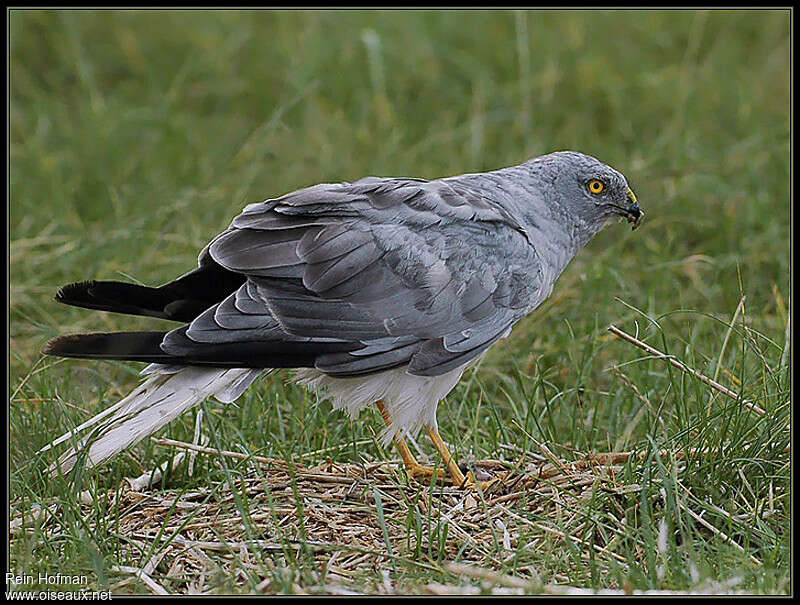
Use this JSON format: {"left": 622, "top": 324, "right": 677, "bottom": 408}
{"left": 293, "top": 363, "right": 469, "bottom": 443}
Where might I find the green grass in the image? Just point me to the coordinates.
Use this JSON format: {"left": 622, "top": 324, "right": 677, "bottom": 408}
{"left": 10, "top": 9, "right": 790, "bottom": 595}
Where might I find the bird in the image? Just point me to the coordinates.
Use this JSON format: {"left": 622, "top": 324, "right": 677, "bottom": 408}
{"left": 40, "top": 150, "right": 643, "bottom": 486}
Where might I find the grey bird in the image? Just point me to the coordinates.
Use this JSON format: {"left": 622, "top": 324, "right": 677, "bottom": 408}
{"left": 41, "top": 150, "right": 643, "bottom": 485}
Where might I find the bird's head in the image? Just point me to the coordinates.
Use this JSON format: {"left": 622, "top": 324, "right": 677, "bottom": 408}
{"left": 537, "top": 151, "right": 643, "bottom": 233}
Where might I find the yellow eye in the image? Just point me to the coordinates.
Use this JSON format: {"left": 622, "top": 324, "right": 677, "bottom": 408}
{"left": 588, "top": 179, "right": 605, "bottom": 194}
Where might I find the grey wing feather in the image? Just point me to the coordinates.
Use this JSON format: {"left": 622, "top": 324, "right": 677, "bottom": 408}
{"left": 316, "top": 340, "right": 423, "bottom": 376}
{"left": 408, "top": 329, "right": 509, "bottom": 376}
{"left": 209, "top": 229, "right": 305, "bottom": 274}
{"left": 215, "top": 290, "right": 271, "bottom": 330}
{"left": 234, "top": 282, "right": 266, "bottom": 315}
{"left": 302, "top": 239, "right": 385, "bottom": 293}
{"left": 205, "top": 176, "right": 544, "bottom": 376}
{"left": 186, "top": 292, "right": 285, "bottom": 344}
{"left": 297, "top": 224, "right": 370, "bottom": 261}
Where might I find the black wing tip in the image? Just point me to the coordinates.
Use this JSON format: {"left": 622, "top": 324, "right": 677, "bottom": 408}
{"left": 42, "top": 331, "right": 170, "bottom": 360}
{"left": 41, "top": 337, "right": 60, "bottom": 356}
{"left": 42, "top": 333, "right": 86, "bottom": 357}
{"left": 43, "top": 332, "right": 113, "bottom": 357}
{"left": 54, "top": 280, "right": 96, "bottom": 304}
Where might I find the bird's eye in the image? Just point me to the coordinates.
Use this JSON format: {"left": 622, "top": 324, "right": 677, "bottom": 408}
{"left": 587, "top": 179, "right": 605, "bottom": 194}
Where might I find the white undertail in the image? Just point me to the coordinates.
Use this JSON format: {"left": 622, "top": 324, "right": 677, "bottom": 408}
{"left": 41, "top": 365, "right": 262, "bottom": 474}
{"left": 43, "top": 362, "right": 472, "bottom": 473}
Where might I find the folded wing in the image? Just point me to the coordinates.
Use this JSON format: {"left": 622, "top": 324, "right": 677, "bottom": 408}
{"left": 185, "top": 176, "right": 543, "bottom": 376}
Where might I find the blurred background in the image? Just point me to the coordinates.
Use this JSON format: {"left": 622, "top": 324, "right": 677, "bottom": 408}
{"left": 9, "top": 10, "right": 790, "bottom": 593}
{"left": 10, "top": 10, "right": 789, "bottom": 359}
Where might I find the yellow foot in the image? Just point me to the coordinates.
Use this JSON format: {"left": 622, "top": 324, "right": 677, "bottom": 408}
{"left": 402, "top": 466, "right": 511, "bottom": 490}
{"left": 404, "top": 462, "right": 447, "bottom": 482}
{"left": 402, "top": 462, "right": 474, "bottom": 487}
{"left": 462, "top": 469, "right": 514, "bottom": 492}
{"left": 407, "top": 466, "right": 496, "bottom": 489}
{"left": 374, "top": 401, "right": 513, "bottom": 491}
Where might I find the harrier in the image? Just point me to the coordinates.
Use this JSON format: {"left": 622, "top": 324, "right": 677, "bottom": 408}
{"left": 42, "top": 151, "right": 642, "bottom": 486}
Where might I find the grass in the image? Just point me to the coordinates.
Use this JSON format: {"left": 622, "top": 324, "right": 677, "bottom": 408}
{"left": 9, "top": 9, "right": 790, "bottom": 595}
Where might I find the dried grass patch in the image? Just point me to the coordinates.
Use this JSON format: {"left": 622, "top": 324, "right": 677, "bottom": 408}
{"left": 11, "top": 440, "right": 750, "bottom": 595}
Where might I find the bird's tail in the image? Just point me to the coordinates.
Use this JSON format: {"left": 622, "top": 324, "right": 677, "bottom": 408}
{"left": 40, "top": 364, "right": 262, "bottom": 474}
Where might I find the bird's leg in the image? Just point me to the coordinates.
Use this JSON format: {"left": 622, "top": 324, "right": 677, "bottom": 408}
{"left": 425, "top": 424, "right": 468, "bottom": 486}
{"left": 375, "top": 402, "right": 496, "bottom": 488}
{"left": 425, "top": 425, "right": 507, "bottom": 490}
{"left": 374, "top": 400, "right": 444, "bottom": 481}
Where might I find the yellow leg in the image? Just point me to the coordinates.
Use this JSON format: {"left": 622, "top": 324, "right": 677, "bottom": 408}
{"left": 375, "top": 401, "right": 444, "bottom": 481}
{"left": 375, "top": 402, "right": 501, "bottom": 489}
{"left": 425, "top": 424, "right": 468, "bottom": 486}
{"left": 425, "top": 424, "right": 508, "bottom": 491}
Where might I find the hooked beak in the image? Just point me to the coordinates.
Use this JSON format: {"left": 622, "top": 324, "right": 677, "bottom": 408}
{"left": 623, "top": 187, "right": 643, "bottom": 230}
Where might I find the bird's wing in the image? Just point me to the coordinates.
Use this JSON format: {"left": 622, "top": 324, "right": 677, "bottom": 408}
{"left": 163, "top": 177, "right": 546, "bottom": 376}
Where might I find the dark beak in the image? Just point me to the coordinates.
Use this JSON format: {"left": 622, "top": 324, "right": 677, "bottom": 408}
{"left": 624, "top": 188, "right": 643, "bottom": 230}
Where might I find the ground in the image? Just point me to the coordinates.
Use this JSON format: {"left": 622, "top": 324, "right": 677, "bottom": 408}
{"left": 9, "top": 9, "right": 790, "bottom": 595}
